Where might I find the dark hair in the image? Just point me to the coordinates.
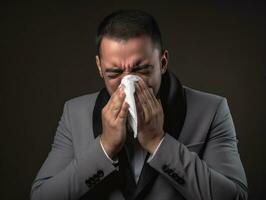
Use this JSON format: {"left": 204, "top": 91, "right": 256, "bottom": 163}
{"left": 96, "top": 9, "right": 163, "bottom": 56}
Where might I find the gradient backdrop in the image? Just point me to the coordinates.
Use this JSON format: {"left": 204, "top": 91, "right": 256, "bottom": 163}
{"left": 1, "top": 2, "right": 265, "bottom": 200}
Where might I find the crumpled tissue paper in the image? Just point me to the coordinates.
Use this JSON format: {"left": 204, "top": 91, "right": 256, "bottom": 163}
{"left": 120, "top": 75, "right": 141, "bottom": 138}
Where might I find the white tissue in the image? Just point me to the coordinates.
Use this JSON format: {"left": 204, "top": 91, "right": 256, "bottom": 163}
{"left": 120, "top": 75, "right": 141, "bottom": 138}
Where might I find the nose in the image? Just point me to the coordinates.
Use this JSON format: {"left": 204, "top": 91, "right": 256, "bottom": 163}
{"left": 118, "top": 71, "right": 141, "bottom": 85}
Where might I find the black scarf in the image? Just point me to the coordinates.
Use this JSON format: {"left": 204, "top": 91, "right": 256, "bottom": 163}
{"left": 84, "top": 70, "right": 187, "bottom": 200}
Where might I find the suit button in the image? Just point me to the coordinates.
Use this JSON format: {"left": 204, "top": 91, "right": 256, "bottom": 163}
{"left": 97, "top": 170, "right": 104, "bottom": 177}
{"left": 113, "top": 162, "right": 119, "bottom": 167}
{"left": 93, "top": 174, "right": 100, "bottom": 183}
{"left": 172, "top": 173, "right": 185, "bottom": 185}
{"left": 167, "top": 168, "right": 174, "bottom": 176}
{"left": 162, "top": 165, "right": 169, "bottom": 172}
{"left": 90, "top": 177, "right": 96, "bottom": 184}
{"left": 85, "top": 178, "right": 93, "bottom": 188}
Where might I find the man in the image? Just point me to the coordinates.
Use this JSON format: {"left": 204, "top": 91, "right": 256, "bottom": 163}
{"left": 31, "top": 10, "right": 248, "bottom": 200}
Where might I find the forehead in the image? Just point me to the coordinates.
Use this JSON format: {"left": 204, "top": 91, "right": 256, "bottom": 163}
{"left": 99, "top": 36, "right": 159, "bottom": 63}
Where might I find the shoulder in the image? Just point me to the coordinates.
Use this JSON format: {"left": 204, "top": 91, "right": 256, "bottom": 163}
{"left": 183, "top": 85, "right": 225, "bottom": 102}
{"left": 183, "top": 85, "right": 226, "bottom": 109}
{"left": 180, "top": 86, "right": 232, "bottom": 142}
{"left": 66, "top": 91, "right": 99, "bottom": 106}
{"left": 63, "top": 91, "right": 100, "bottom": 115}
{"left": 183, "top": 86, "right": 231, "bottom": 124}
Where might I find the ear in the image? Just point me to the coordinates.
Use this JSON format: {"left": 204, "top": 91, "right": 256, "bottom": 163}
{"left": 96, "top": 55, "right": 103, "bottom": 78}
{"left": 160, "top": 49, "right": 169, "bottom": 74}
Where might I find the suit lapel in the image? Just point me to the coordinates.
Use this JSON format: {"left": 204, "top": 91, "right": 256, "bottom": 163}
{"left": 132, "top": 154, "right": 158, "bottom": 200}
{"left": 159, "top": 70, "right": 187, "bottom": 140}
{"left": 92, "top": 88, "right": 109, "bottom": 138}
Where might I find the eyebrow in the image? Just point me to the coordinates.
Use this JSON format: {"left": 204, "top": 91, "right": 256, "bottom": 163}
{"left": 105, "top": 64, "right": 153, "bottom": 73}
{"left": 105, "top": 67, "right": 123, "bottom": 73}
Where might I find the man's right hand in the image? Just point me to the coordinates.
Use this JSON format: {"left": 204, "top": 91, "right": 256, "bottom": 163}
{"left": 100, "top": 85, "right": 129, "bottom": 159}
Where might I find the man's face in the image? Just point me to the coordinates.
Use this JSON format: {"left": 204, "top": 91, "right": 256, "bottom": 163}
{"left": 96, "top": 36, "right": 168, "bottom": 96}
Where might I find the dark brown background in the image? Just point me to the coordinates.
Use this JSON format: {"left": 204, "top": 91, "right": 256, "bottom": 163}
{"left": 1, "top": 2, "right": 265, "bottom": 200}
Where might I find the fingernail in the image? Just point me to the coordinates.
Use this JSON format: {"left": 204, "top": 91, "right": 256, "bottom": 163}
{"left": 119, "top": 85, "right": 124, "bottom": 92}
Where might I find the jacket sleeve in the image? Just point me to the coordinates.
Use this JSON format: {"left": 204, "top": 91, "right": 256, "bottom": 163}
{"left": 31, "top": 102, "right": 117, "bottom": 200}
{"left": 148, "top": 98, "right": 248, "bottom": 200}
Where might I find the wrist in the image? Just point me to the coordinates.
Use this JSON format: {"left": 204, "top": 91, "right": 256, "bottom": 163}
{"left": 100, "top": 135, "right": 115, "bottom": 159}
{"left": 146, "top": 132, "right": 165, "bottom": 154}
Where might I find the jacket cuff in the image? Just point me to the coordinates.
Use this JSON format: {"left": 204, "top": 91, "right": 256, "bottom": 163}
{"left": 148, "top": 133, "right": 185, "bottom": 185}
{"left": 77, "top": 136, "right": 118, "bottom": 192}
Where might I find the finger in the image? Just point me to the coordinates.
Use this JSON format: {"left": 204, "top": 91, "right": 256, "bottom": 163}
{"left": 135, "top": 92, "right": 144, "bottom": 119}
{"left": 158, "top": 98, "right": 162, "bottom": 105}
{"left": 109, "top": 86, "right": 126, "bottom": 117}
{"left": 147, "top": 86, "right": 159, "bottom": 106}
{"left": 135, "top": 83, "right": 152, "bottom": 121}
{"left": 150, "top": 88, "right": 160, "bottom": 105}
{"left": 106, "top": 85, "right": 121, "bottom": 109}
{"left": 137, "top": 81, "right": 157, "bottom": 109}
{"left": 117, "top": 100, "right": 129, "bottom": 122}
{"left": 139, "top": 80, "right": 158, "bottom": 106}
{"left": 109, "top": 84, "right": 120, "bottom": 98}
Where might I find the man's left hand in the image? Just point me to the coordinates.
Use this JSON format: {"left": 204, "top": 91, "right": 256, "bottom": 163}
{"left": 135, "top": 79, "right": 165, "bottom": 154}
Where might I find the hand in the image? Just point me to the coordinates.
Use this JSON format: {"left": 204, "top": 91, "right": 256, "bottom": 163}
{"left": 135, "top": 79, "right": 165, "bottom": 154}
{"left": 100, "top": 86, "right": 129, "bottom": 158}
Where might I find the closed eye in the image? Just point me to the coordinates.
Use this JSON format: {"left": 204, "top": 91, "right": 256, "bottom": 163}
{"left": 105, "top": 64, "right": 153, "bottom": 78}
{"left": 107, "top": 72, "right": 122, "bottom": 78}
{"left": 105, "top": 67, "right": 123, "bottom": 78}
{"left": 132, "top": 64, "right": 153, "bottom": 73}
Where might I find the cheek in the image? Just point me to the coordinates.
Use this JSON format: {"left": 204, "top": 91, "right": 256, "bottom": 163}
{"left": 149, "top": 73, "right": 162, "bottom": 96}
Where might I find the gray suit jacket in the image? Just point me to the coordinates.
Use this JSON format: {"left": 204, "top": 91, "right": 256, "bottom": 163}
{"left": 31, "top": 86, "right": 248, "bottom": 200}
